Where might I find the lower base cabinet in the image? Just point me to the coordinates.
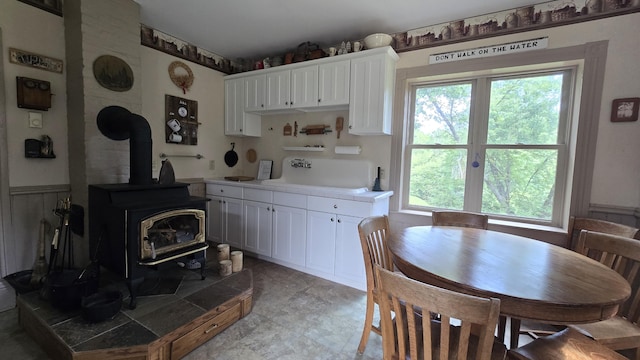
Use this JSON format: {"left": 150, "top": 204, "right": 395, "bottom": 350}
{"left": 272, "top": 205, "right": 307, "bottom": 267}
{"left": 306, "top": 211, "right": 366, "bottom": 289}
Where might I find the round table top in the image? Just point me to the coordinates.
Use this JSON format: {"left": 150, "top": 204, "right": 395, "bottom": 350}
{"left": 388, "top": 226, "right": 631, "bottom": 324}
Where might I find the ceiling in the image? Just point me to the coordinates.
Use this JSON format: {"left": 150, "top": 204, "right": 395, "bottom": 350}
{"left": 133, "top": 0, "right": 543, "bottom": 61}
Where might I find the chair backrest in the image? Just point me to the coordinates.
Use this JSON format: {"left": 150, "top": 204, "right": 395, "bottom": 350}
{"left": 432, "top": 210, "right": 489, "bottom": 229}
{"left": 575, "top": 230, "right": 640, "bottom": 323}
{"left": 358, "top": 215, "right": 394, "bottom": 294}
{"left": 375, "top": 266, "right": 501, "bottom": 360}
{"left": 567, "top": 216, "right": 640, "bottom": 249}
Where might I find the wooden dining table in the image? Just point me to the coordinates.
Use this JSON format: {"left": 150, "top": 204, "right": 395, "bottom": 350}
{"left": 388, "top": 226, "right": 631, "bottom": 349}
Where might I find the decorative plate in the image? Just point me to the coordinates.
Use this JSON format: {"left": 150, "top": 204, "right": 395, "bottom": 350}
{"left": 92, "top": 55, "right": 133, "bottom": 92}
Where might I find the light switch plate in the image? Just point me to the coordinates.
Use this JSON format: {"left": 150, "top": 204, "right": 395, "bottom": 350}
{"left": 28, "top": 112, "right": 43, "bottom": 128}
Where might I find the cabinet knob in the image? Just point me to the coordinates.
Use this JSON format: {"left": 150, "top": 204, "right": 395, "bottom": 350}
{"left": 272, "top": 208, "right": 275, "bottom": 212}
{"left": 285, "top": 101, "right": 289, "bottom": 105}
{"left": 261, "top": 104, "right": 264, "bottom": 108}
{"left": 330, "top": 217, "right": 335, "bottom": 222}
{"left": 290, "top": 102, "right": 293, "bottom": 105}
{"left": 317, "top": 99, "right": 321, "bottom": 103}
{"left": 337, "top": 219, "right": 342, "bottom": 223}
{"left": 333, "top": 204, "right": 338, "bottom": 209}
{"left": 348, "top": 125, "right": 352, "bottom": 129}
{"left": 220, "top": 189, "right": 224, "bottom": 193}
{"left": 267, "top": 207, "right": 271, "bottom": 211}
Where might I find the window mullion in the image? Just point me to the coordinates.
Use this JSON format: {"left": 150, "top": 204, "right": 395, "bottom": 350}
{"left": 465, "top": 78, "right": 489, "bottom": 212}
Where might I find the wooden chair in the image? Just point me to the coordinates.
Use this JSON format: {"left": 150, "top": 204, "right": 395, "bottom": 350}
{"left": 375, "top": 265, "right": 507, "bottom": 360}
{"left": 566, "top": 230, "right": 640, "bottom": 360}
{"left": 518, "top": 217, "right": 640, "bottom": 347}
{"left": 357, "top": 215, "right": 395, "bottom": 354}
{"left": 507, "top": 327, "right": 627, "bottom": 360}
{"left": 566, "top": 216, "right": 640, "bottom": 250}
{"left": 432, "top": 210, "right": 489, "bottom": 229}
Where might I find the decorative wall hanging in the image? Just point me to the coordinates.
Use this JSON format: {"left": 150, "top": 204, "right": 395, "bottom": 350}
{"left": 16, "top": 77, "right": 51, "bottom": 110}
{"left": 165, "top": 95, "right": 198, "bottom": 145}
{"left": 9, "top": 48, "right": 63, "bottom": 73}
{"left": 611, "top": 98, "right": 639, "bottom": 122}
{"left": 92, "top": 55, "right": 134, "bottom": 92}
{"left": 17, "top": 0, "right": 62, "bottom": 16}
{"left": 168, "top": 61, "right": 194, "bottom": 94}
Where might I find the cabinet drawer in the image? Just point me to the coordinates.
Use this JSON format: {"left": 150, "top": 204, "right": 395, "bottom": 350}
{"left": 307, "top": 196, "right": 372, "bottom": 216}
{"left": 206, "top": 184, "right": 243, "bottom": 198}
{"left": 273, "top": 191, "right": 307, "bottom": 208}
{"left": 244, "top": 188, "right": 273, "bottom": 202}
{"left": 171, "top": 302, "right": 241, "bottom": 359}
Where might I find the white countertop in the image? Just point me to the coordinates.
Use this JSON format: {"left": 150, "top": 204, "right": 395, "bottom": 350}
{"left": 205, "top": 178, "right": 393, "bottom": 203}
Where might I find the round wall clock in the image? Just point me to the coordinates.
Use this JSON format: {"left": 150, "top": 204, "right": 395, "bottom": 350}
{"left": 168, "top": 61, "right": 194, "bottom": 94}
{"left": 93, "top": 55, "right": 134, "bottom": 92}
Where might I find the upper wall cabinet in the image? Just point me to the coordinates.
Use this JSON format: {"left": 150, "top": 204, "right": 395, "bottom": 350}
{"left": 224, "top": 46, "right": 398, "bottom": 135}
{"left": 348, "top": 48, "right": 399, "bottom": 135}
{"left": 225, "top": 78, "right": 261, "bottom": 137}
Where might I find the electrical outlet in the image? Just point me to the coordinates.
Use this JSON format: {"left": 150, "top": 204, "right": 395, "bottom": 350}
{"left": 152, "top": 160, "right": 157, "bottom": 171}
{"left": 209, "top": 160, "right": 215, "bottom": 170}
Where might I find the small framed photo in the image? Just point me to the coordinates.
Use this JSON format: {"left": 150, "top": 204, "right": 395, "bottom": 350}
{"left": 257, "top": 160, "right": 273, "bottom": 180}
{"left": 611, "top": 97, "right": 640, "bottom": 122}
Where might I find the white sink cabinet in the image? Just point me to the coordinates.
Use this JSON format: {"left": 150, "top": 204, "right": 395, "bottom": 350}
{"left": 206, "top": 184, "right": 243, "bottom": 249}
{"left": 205, "top": 179, "right": 391, "bottom": 291}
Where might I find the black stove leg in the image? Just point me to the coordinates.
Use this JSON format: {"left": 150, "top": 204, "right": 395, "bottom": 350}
{"left": 127, "top": 276, "right": 144, "bottom": 309}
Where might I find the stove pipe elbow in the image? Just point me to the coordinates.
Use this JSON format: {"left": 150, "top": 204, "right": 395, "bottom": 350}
{"left": 97, "top": 106, "right": 153, "bottom": 185}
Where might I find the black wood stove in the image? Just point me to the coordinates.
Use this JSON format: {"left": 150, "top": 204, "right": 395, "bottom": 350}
{"left": 89, "top": 106, "right": 209, "bottom": 309}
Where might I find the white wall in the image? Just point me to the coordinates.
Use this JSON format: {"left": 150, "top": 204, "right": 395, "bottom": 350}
{"left": 394, "top": 12, "right": 640, "bottom": 209}
{"left": 0, "top": 0, "right": 68, "bottom": 187}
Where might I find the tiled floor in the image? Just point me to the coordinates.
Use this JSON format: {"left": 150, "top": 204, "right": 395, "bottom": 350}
{"left": 1, "top": 255, "right": 531, "bottom": 360}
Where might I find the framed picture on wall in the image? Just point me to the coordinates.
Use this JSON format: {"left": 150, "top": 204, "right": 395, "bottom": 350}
{"left": 611, "top": 98, "right": 640, "bottom": 122}
{"left": 18, "top": 0, "right": 63, "bottom": 16}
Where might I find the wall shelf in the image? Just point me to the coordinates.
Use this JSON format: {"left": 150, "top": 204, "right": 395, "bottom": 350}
{"left": 282, "top": 146, "right": 325, "bottom": 152}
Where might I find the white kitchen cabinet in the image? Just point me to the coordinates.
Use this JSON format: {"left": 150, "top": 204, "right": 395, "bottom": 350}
{"left": 266, "top": 70, "right": 291, "bottom": 110}
{"left": 243, "top": 200, "right": 273, "bottom": 257}
{"left": 272, "top": 204, "right": 307, "bottom": 267}
{"left": 242, "top": 188, "right": 273, "bottom": 257}
{"left": 266, "top": 66, "right": 318, "bottom": 110}
{"left": 305, "top": 196, "right": 374, "bottom": 289}
{"left": 244, "top": 74, "right": 266, "bottom": 112}
{"left": 318, "top": 60, "right": 350, "bottom": 107}
{"left": 224, "top": 78, "right": 261, "bottom": 137}
{"left": 206, "top": 184, "right": 243, "bottom": 249}
{"left": 348, "top": 48, "right": 399, "bottom": 135}
{"left": 306, "top": 210, "right": 337, "bottom": 276}
{"left": 290, "top": 65, "right": 319, "bottom": 108}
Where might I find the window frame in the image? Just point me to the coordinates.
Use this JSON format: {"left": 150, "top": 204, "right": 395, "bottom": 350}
{"left": 389, "top": 41, "right": 609, "bottom": 232}
{"left": 403, "top": 68, "right": 575, "bottom": 225}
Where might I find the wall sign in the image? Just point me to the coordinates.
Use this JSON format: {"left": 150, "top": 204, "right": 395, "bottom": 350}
{"left": 429, "top": 37, "right": 548, "bottom": 64}
{"left": 9, "top": 47, "right": 63, "bottom": 73}
{"left": 93, "top": 55, "right": 134, "bottom": 92}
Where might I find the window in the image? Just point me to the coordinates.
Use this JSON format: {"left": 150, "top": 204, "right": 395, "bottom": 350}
{"left": 403, "top": 68, "right": 575, "bottom": 223}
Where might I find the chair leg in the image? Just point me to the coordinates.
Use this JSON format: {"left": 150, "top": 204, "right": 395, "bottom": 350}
{"left": 510, "top": 317, "right": 522, "bottom": 350}
{"left": 497, "top": 315, "right": 507, "bottom": 343}
{"left": 357, "top": 295, "right": 375, "bottom": 354}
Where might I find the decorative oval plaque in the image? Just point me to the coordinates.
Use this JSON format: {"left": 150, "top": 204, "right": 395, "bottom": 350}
{"left": 92, "top": 55, "right": 134, "bottom": 92}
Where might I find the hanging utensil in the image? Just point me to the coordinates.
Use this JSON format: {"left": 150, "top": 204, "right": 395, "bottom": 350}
{"left": 336, "top": 117, "right": 344, "bottom": 139}
{"left": 224, "top": 142, "right": 239, "bottom": 167}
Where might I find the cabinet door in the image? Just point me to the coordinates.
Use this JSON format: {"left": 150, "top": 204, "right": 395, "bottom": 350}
{"left": 224, "top": 79, "right": 244, "bottom": 135}
{"left": 244, "top": 74, "right": 266, "bottom": 112}
{"left": 207, "top": 195, "right": 223, "bottom": 244}
{"left": 306, "top": 210, "right": 336, "bottom": 275}
{"left": 334, "top": 215, "right": 366, "bottom": 288}
{"left": 318, "top": 60, "right": 350, "bottom": 107}
{"left": 224, "top": 197, "right": 243, "bottom": 249}
{"left": 266, "top": 70, "right": 291, "bottom": 110}
{"left": 290, "top": 65, "right": 318, "bottom": 108}
{"left": 348, "top": 53, "right": 395, "bottom": 135}
{"left": 243, "top": 200, "right": 273, "bottom": 257}
{"left": 272, "top": 205, "right": 306, "bottom": 267}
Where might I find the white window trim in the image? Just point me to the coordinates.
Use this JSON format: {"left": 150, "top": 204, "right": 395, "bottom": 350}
{"left": 389, "top": 41, "right": 608, "bottom": 237}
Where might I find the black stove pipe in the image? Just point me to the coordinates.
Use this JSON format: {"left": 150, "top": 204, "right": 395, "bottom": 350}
{"left": 97, "top": 106, "right": 153, "bottom": 185}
